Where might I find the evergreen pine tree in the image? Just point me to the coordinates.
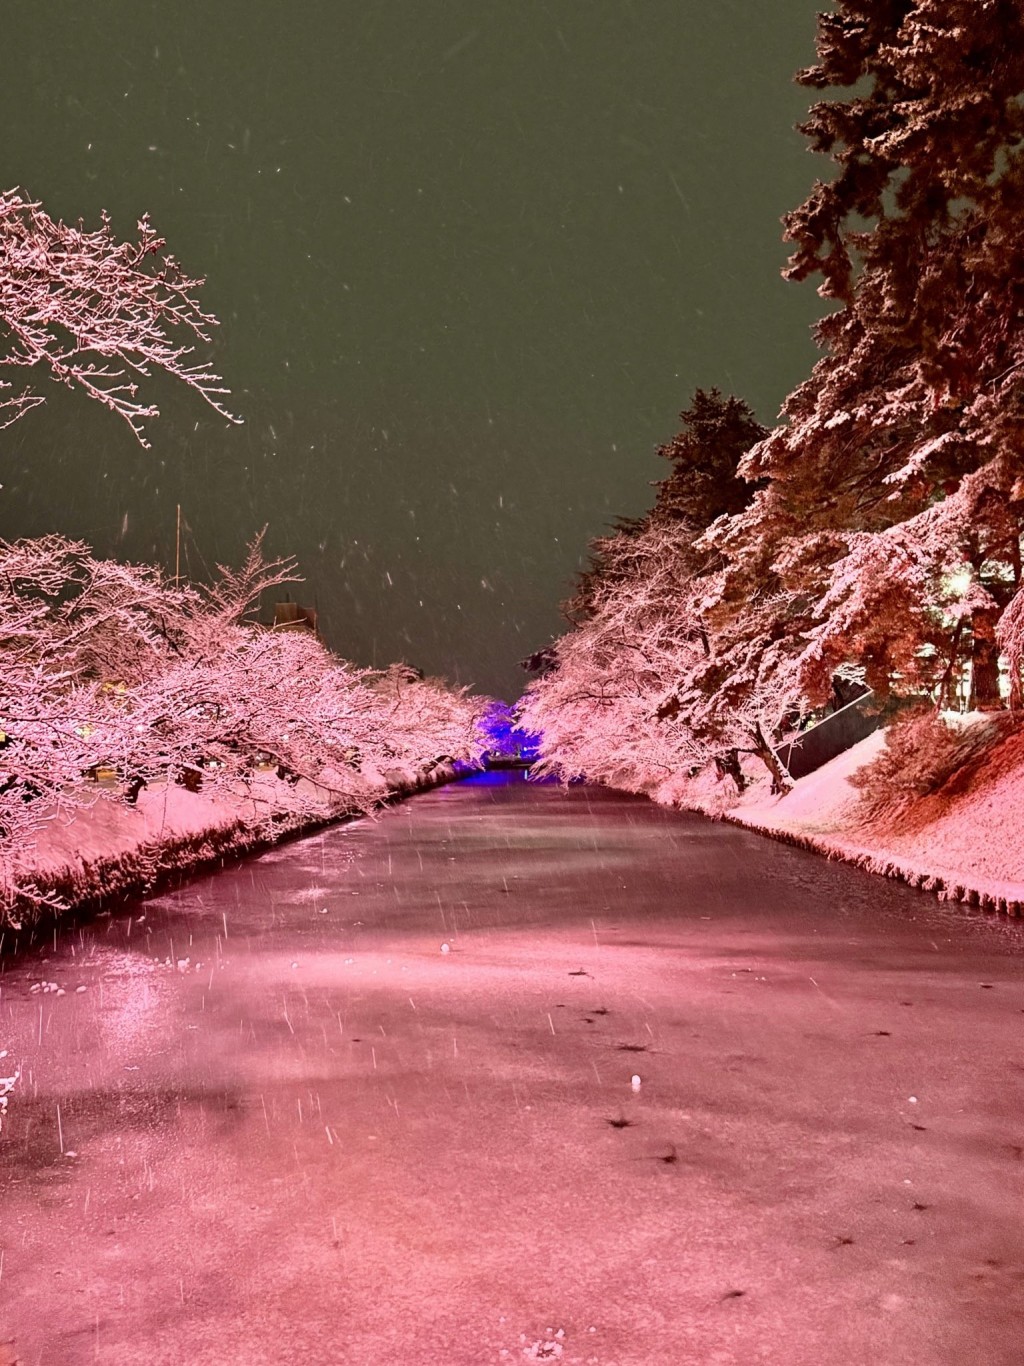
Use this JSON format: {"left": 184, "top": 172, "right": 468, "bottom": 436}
{"left": 719, "top": 0, "right": 1024, "bottom": 711}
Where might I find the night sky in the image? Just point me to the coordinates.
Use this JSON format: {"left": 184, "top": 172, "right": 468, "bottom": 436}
{"left": 1, "top": 2, "right": 825, "bottom": 699}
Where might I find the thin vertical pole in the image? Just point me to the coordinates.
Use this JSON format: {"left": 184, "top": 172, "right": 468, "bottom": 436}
{"left": 175, "top": 503, "right": 181, "bottom": 585}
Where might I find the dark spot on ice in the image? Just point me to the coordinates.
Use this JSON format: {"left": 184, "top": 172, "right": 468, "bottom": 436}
{"left": 873, "top": 1030, "right": 892, "bottom": 1036}
{"left": 980, "top": 983, "right": 994, "bottom": 989}
{"left": 720, "top": 1289, "right": 745, "bottom": 1302}
{"left": 834, "top": 1236, "right": 855, "bottom": 1247}
{"left": 569, "top": 969, "right": 590, "bottom": 977}
{"left": 606, "top": 1116, "right": 633, "bottom": 1129}
{"left": 912, "top": 1201, "right": 930, "bottom": 1211}
{"left": 592, "top": 1007, "right": 609, "bottom": 1016}
{"left": 900, "top": 1001, "right": 914, "bottom": 1006}
{"left": 617, "top": 1043, "right": 647, "bottom": 1053}
{"left": 910, "top": 1124, "right": 927, "bottom": 1132}
{"left": 583, "top": 1017, "right": 595, "bottom": 1024}
{"left": 658, "top": 1144, "right": 678, "bottom": 1164}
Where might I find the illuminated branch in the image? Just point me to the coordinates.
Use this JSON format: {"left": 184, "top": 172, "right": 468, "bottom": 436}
{"left": 0, "top": 187, "right": 240, "bottom": 446}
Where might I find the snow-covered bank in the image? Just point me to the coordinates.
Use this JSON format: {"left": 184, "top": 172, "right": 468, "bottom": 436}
{"left": 6, "top": 761, "right": 461, "bottom": 933}
{"left": 670, "top": 727, "right": 1024, "bottom": 918}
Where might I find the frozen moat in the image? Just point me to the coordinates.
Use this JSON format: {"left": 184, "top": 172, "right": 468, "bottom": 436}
{"left": 1, "top": 771, "right": 1022, "bottom": 1365}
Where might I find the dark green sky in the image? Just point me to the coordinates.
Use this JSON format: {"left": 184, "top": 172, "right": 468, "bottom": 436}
{"left": 1, "top": 1, "right": 825, "bottom": 698}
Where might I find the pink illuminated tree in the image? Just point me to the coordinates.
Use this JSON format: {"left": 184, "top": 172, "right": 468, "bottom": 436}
{"left": 522, "top": 389, "right": 804, "bottom": 794}
{"left": 521, "top": 520, "right": 709, "bottom": 789}
{"left": 568, "top": 389, "right": 764, "bottom": 624}
{"left": 527, "top": 390, "right": 798, "bottom": 793}
{"left": 366, "top": 664, "right": 486, "bottom": 774}
{"left": 521, "top": 516, "right": 802, "bottom": 795}
{"left": 0, "top": 533, "right": 485, "bottom": 919}
{"left": 0, "top": 187, "right": 240, "bottom": 446}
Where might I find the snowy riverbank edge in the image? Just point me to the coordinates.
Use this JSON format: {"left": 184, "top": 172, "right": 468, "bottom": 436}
{"left": 669, "top": 728, "right": 1024, "bottom": 920}
{"left": 6, "top": 761, "right": 464, "bottom": 934}
{"left": 722, "top": 813, "right": 1024, "bottom": 919}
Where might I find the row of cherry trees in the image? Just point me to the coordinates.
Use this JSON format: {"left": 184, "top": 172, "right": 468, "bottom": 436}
{"left": 0, "top": 188, "right": 485, "bottom": 918}
{"left": 520, "top": 391, "right": 799, "bottom": 797}
{"left": 523, "top": 1, "right": 1024, "bottom": 797}
{"left": 0, "top": 533, "right": 484, "bottom": 915}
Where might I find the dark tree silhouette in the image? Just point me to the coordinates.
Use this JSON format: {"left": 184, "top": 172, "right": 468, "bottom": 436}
{"left": 653, "top": 388, "right": 766, "bottom": 529}
{"left": 567, "top": 389, "right": 764, "bottom": 624}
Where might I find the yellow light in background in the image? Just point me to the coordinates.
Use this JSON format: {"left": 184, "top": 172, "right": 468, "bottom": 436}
{"left": 946, "top": 568, "right": 973, "bottom": 598}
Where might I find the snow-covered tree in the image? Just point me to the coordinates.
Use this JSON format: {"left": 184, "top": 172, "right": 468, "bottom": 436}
{"left": 522, "top": 520, "right": 717, "bottom": 791}
{"left": 0, "top": 535, "right": 485, "bottom": 919}
{"left": 526, "top": 391, "right": 795, "bottom": 793}
{"left": 92, "top": 629, "right": 377, "bottom": 817}
{"left": 364, "top": 665, "right": 486, "bottom": 774}
{"left": 0, "top": 188, "right": 239, "bottom": 445}
{"left": 568, "top": 389, "right": 764, "bottom": 623}
{"left": 725, "top": 0, "right": 1024, "bottom": 712}
{"left": 653, "top": 387, "right": 766, "bottom": 529}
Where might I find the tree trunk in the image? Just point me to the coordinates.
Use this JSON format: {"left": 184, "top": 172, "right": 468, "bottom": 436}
{"left": 753, "top": 722, "right": 793, "bottom": 795}
{"left": 1009, "top": 663, "right": 1023, "bottom": 714}
{"left": 969, "top": 606, "right": 1003, "bottom": 711}
{"left": 936, "top": 618, "right": 965, "bottom": 712}
{"left": 177, "top": 764, "right": 203, "bottom": 793}
{"left": 714, "top": 748, "right": 747, "bottom": 794}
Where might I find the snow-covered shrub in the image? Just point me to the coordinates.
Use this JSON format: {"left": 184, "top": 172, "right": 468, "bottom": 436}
{"left": 849, "top": 709, "right": 1012, "bottom": 822}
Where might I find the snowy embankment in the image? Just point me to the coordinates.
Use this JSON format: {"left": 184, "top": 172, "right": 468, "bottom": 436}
{"left": 8, "top": 760, "right": 457, "bottom": 929}
{"left": 674, "top": 727, "right": 1024, "bottom": 918}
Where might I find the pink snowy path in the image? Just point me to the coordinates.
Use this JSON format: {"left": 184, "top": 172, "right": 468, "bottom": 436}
{"left": 1, "top": 772, "right": 1022, "bottom": 1365}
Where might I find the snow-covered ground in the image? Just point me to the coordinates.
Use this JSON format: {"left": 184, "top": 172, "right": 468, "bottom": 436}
{"left": 677, "top": 727, "right": 1024, "bottom": 918}
{"left": 8, "top": 760, "right": 455, "bottom": 929}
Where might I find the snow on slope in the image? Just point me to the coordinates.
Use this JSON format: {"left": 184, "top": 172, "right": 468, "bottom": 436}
{"left": 721, "top": 727, "right": 1024, "bottom": 917}
{"left": 8, "top": 761, "right": 439, "bottom": 926}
